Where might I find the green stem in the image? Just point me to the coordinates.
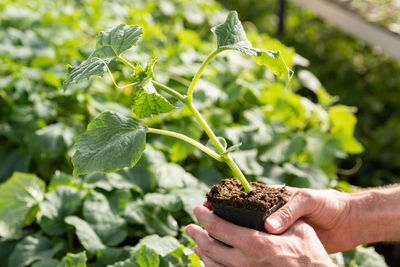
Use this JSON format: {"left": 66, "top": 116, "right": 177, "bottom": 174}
{"left": 153, "top": 80, "right": 188, "bottom": 104}
{"left": 224, "top": 154, "right": 252, "bottom": 192}
{"left": 147, "top": 128, "right": 223, "bottom": 162}
{"left": 186, "top": 48, "right": 227, "bottom": 102}
{"left": 118, "top": 56, "right": 136, "bottom": 70}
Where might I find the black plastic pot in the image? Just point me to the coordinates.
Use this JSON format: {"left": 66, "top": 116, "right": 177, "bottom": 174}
{"left": 211, "top": 202, "right": 282, "bottom": 231}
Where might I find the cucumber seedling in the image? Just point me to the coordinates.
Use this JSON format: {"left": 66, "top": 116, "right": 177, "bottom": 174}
{"left": 64, "top": 11, "right": 292, "bottom": 193}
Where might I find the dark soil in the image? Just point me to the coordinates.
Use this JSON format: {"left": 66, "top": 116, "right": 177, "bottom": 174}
{"left": 206, "top": 178, "right": 289, "bottom": 214}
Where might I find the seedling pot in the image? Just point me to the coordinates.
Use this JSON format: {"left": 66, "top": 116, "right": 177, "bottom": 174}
{"left": 211, "top": 202, "right": 283, "bottom": 231}
{"left": 207, "top": 178, "right": 288, "bottom": 231}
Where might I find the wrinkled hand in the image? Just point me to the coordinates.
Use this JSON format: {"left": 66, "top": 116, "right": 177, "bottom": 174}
{"left": 264, "top": 187, "right": 354, "bottom": 253}
{"left": 185, "top": 206, "right": 335, "bottom": 267}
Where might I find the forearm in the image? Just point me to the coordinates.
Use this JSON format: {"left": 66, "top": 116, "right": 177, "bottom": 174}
{"left": 349, "top": 184, "right": 400, "bottom": 245}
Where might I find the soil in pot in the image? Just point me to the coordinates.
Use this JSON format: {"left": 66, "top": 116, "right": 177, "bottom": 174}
{"left": 206, "top": 178, "right": 289, "bottom": 231}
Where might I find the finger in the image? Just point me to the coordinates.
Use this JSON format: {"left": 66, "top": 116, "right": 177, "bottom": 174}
{"left": 193, "top": 205, "right": 262, "bottom": 250}
{"left": 265, "top": 189, "right": 316, "bottom": 234}
{"left": 185, "top": 224, "right": 236, "bottom": 266}
{"left": 194, "top": 246, "right": 227, "bottom": 267}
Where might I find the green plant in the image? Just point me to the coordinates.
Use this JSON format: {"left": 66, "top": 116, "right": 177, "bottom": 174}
{"left": 64, "top": 11, "right": 293, "bottom": 192}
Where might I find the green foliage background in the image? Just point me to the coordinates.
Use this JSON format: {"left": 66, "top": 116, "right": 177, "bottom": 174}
{"left": 0, "top": 0, "right": 390, "bottom": 266}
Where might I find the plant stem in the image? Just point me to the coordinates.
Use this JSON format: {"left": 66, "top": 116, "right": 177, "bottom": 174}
{"left": 152, "top": 80, "right": 188, "bottom": 104}
{"left": 147, "top": 128, "right": 223, "bottom": 162}
{"left": 224, "top": 154, "right": 252, "bottom": 192}
{"left": 118, "top": 56, "right": 136, "bottom": 70}
{"left": 186, "top": 48, "right": 227, "bottom": 102}
{"left": 184, "top": 48, "right": 253, "bottom": 192}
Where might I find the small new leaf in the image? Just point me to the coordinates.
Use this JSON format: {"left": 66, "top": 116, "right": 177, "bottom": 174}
{"left": 72, "top": 111, "right": 147, "bottom": 177}
{"left": 212, "top": 11, "right": 293, "bottom": 81}
{"left": 96, "top": 24, "right": 143, "bottom": 57}
{"left": 63, "top": 24, "right": 143, "bottom": 89}
{"left": 132, "top": 78, "right": 175, "bottom": 119}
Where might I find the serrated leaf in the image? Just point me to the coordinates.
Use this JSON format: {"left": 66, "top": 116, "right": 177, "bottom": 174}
{"left": 59, "top": 251, "right": 87, "bottom": 267}
{"left": 132, "top": 78, "right": 175, "bottom": 119}
{"left": 63, "top": 24, "right": 143, "bottom": 89}
{"left": 65, "top": 216, "right": 106, "bottom": 253}
{"left": 83, "top": 190, "right": 127, "bottom": 246}
{"left": 8, "top": 235, "right": 62, "bottom": 267}
{"left": 39, "top": 186, "right": 83, "bottom": 236}
{"left": 95, "top": 24, "right": 143, "bottom": 57}
{"left": 63, "top": 57, "right": 110, "bottom": 89}
{"left": 72, "top": 111, "right": 147, "bottom": 177}
{"left": 0, "top": 172, "right": 46, "bottom": 238}
{"left": 211, "top": 11, "right": 292, "bottom": 80}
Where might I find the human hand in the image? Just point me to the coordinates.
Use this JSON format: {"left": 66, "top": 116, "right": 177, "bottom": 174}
{"left": 264, "top": 187, "right": 354, "bottom": 253}
{"left": 185, "top": 205, "right": 336, "bottom": 267}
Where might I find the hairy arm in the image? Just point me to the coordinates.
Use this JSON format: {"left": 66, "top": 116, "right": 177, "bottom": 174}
{"left": 350, "top": 185, "right": 400, "bottom": 245}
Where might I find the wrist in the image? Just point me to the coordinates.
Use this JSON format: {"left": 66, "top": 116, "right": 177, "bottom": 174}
{"left": 349, "top": 185, "right": 400, "bottom": 245}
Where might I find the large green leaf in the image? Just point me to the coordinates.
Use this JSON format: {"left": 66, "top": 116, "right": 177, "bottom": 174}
{"left": 134, "top": 235, "right": 181, "bottom": 257}
{"left": 39, "top": 186, "right": 83, "bottom": 236}
{"left": 65, "top": 216, "right": 106, "bottom": 253}
{"left": 171, "top": 188, "right": 207, "bottom": 222}
{"left": 0, "top": 172, "right": 45, "bottom": 238}
{"left": 83, "top": 190, "right": 127, "bottom": 246}
{"left": 59, "top": 251, "right": 87, "bottom": 267}
{"left": 211, "top": 11, "right": 292, "bottom": 80}
{"left": 132, "top": 78, "right": 175, "bottom": 119}
{"left": 72, "top": 111, "right": 147, "bottom": 177}
{"left": 63, "top": 24, "right": 143, "bottom": 89}
{"left": 125, "top": 201, "right": 178, "bottom": 236}
{"left": 8, "top": 235, "right": 62, "bottom": 267}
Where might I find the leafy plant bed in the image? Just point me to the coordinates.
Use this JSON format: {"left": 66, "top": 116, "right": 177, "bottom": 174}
{"left": 206, "top": 178, "right": 289, "bottom": 231}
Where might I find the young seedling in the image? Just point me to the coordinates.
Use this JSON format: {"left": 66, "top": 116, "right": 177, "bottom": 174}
{"left": 64, "top": 11, "right": 292, "bottom": 193}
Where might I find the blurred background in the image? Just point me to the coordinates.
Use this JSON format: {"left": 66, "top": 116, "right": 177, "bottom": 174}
{"left": 0, "top": 0, "right": 399, "bottom": 266}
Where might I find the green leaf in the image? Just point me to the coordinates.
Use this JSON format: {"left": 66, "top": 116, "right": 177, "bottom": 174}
{"left": 96, "top": 247, "right": 131, "bottom": 267}
{"left": 63, "top": 24, "right": 143, "bottom": 89}
{"left": 134, "top": 245, "right": 160, "bottom": 267}
{"left": 83, "top": 190, "right": 127, "bottom": 246}
{"left": 155, "top": 163, "right": 198, "bottom": 189}
{"left": 171, "top": 188, "right": 207, "bottom": 222}
{"left": 135, "top": 235, "right": 181, "bottom": 257}
{"left": 132, "top": 78, "right": 175, "bottom": 119}
{"left": 259, "top": 134, "right": 305, "bottom": 163}
{"left": 211, "top": 11, "right": 292, "bottom": 80}
{"left": 230, "top": 149, "right": 264, "bottom": 176}
{"left": 32, "top": 258, "right": 60, "bottom": 267}
{"left": 0, "top": 172, "right": 46, "bottom": 238}
{"left": 39, "top": 186, "right": 83, "bottom": 236}
{"left": 65, "top": 216, "right": 106, "bottom": 253}
{"left": 63, "top": 58, "right": 110, "bottom": 89}
{"left": 125, "top": 201, "right": 178, "bottom": 236}
{"left": 328, "top": 105, "right": 364, "bottom": 154}
{"left": 95, "top": 24, "right": 143, "bottom": 57}
{"left": 72, "top": 111, "right": 147, "bottom": 177}
{"left": 59, "top": 251, "right": 87, "bottom": 267}
{"left": 143, "top": 193, "right": 182, "bottom": 213}
{"left": 283, "top": 163, "right": 329, "bottom": 189}
{"left": 8, "top": 235, "right": 62, "bottom": 267}
{"left": 342, "top": 246, "right": 388, "bottom": 267}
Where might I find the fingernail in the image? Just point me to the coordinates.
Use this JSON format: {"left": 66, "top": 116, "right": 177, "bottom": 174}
{"left": 266, "top": 218, "right": 281, "bottom": 231}
{"left": 185, "top": 226, "right": 192, "bottom": 236}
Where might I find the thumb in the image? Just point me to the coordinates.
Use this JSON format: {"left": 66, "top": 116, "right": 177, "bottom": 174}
{"left": 265, "top": 190, "right": 314, "bottom": 234}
